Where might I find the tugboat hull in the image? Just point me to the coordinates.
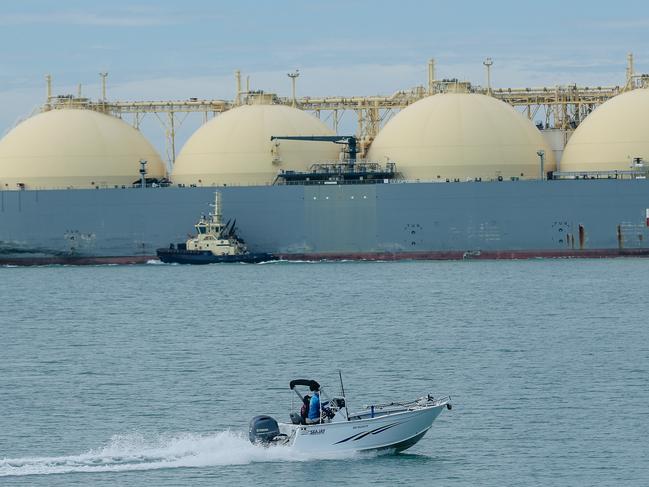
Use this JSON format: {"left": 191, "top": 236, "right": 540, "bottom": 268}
{"left": 156, "top": 248, "right": 275, "bottom": 264}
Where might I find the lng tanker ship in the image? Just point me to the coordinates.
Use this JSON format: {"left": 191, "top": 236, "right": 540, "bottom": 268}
{"left": 1, "top": 177, "right": 649, "bottom": 265}
{"left": 2, "top": 87, "right": 649, "bottom": 265}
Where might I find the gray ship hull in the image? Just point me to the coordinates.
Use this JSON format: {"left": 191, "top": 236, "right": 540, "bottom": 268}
{"left": 1, "top": 179, "right": 649, "bottom": 264}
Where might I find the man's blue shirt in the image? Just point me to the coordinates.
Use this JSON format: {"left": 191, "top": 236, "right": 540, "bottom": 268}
{"left": 308, "top": 393, "right": 320, "bottom": 419}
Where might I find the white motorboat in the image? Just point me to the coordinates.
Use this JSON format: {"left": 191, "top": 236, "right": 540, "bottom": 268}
{"left": 249, "top": 377, "right": 451, "bottom": 453}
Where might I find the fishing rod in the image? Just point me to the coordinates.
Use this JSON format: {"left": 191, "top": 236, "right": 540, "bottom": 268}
{"left": 339, "top": 370, "right": 350, "bottom": 421}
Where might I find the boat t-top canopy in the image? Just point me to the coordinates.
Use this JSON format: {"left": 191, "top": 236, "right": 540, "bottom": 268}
{"left": 289, "top": 379, "right": 320, "bottom": 391}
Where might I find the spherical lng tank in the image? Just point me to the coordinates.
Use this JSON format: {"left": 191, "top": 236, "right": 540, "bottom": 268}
{"left": 560, "top": 88, "right": 649, "bottom": 172}
{"left": 171, "top": 104, "right": 340, "bottom": 186}
{"left": 0, "top": 109, "right": 166, "bottom": 190}
{"left": 367, "top": 93, "right": 556, "bottom": 181}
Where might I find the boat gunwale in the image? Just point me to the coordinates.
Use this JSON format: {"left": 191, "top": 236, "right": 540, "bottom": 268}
{"left": 280, "top": 399, "right": 448, "bottom": 431}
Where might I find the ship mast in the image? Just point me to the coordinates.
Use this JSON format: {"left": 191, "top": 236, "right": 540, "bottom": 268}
{"left": 211, "top": 191, "right": 222, "bottom": 224}
{"left": 209, "top": 191, "right": 224, "bottom": 235}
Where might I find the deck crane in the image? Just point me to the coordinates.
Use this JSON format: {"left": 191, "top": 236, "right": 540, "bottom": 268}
{"left": 270, "top": 135, "right": 358, "bottom": 165}
{"left": 269, "top": 134, "right": 396, "bottom": 184}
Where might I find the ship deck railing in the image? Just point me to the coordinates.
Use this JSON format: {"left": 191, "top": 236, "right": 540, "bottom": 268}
{"left": 551, "top": 169, "right": 648, "bottom": 180}
{"left": 6, "top": 169, "right": 649, "bottom": 192}
{"left": 280, "top": 179, "right": 392, "bottom": 186}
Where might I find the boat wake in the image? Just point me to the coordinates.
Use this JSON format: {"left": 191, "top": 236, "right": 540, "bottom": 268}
{"left": 0, "top": 430, "right": 371, "bottom": 477}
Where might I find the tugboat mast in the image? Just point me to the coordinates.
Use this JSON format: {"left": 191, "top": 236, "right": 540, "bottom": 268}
{"left": 210, "top": 191, "right": 222, "bottom": 226}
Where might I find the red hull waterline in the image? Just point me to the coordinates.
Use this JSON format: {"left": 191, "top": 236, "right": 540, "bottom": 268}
{"left": 0, "top": 255, "right": 156, "bottom": 266}
{"left": 279, "top": 248, "right": 649, "bottom": 261}
{"left": 2, "top": 248, "right": 649, "bottom": 266}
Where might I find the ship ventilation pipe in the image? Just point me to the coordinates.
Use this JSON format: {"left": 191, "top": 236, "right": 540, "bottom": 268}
{"left": 45, "top": 74, "right": 52, "bottom": 103}
{"left": 99, "top": 72, "right": 108, "bottom": 101}
{"left": 537, "top": 150, "right": 545, "bottom": 180}
{"left": 288, "top": 70, "right": 300, "bottom": 107}
{"left": 483, "top": 58, "right": 493, "bottom": 96}
{"left": 235, "top": 70, "right": 242, "bottom": 105}
{"left": 626, "top": 53, "right": 635, "bottom": 90}
{"left": 428, "top": 59, "right": 436, "bottom": 95}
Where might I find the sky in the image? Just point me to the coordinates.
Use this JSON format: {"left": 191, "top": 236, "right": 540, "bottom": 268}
{"left": 1, "top": 0, "right": 649, "bottom": 156}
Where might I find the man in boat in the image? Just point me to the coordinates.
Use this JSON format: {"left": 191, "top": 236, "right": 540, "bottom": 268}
{"left": 306, "top": 389, "right": 321, "bottom": 424}
{"left": 300, "top": 395, "right": 311, "bottom": 421}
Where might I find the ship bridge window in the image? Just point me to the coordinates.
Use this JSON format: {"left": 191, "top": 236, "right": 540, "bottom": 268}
{"left": 197, "top": 226, "right": 206, "bottom": 234}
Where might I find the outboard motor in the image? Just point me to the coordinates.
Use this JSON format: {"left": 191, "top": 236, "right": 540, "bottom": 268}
{"left": 249, "top": 415, "right": 281, "bottom": 445}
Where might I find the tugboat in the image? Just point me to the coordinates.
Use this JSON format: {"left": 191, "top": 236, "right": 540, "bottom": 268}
{"left": 156, "top": 192, "right": 275, "bottom": 264}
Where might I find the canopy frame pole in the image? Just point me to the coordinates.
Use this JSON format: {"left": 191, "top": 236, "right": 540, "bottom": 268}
{"left": 293, "top": 388, "right": 304, "bottom": 402}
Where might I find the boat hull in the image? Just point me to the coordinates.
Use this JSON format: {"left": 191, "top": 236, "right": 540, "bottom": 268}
{"left": 156, "top": 248, "right": 275, "bottom": 264}
{"left": 284, "top": 404, "right": 446, "bottom": 453}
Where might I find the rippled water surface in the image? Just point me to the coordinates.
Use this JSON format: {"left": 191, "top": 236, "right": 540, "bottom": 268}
{"left": 1, "top": 260, "right": 648, "bottom": 486}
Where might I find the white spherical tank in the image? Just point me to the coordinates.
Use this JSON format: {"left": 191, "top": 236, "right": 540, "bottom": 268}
{"left": 367, "top": 93, "right": 556, "bottom": 181}
{"left": 0, "top": 109, "right": 166, "bottom": 190}
{"left": 171, "top": 104, "right": 340, "bottom": 186}
{"left": 561, "top": 88, "right": 649, "bottom": 172}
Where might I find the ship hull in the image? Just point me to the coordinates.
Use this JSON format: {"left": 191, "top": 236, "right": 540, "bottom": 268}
{"left": 2, "top": 179, "right": 649, "bottom": 265}
{"left": 2, "top": 249, "right": 648, "bottom": 266}
{"left": 156, "top": 248, "right": 275, "bottom": 265}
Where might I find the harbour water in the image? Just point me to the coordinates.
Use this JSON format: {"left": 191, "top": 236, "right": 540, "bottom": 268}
{"left": 1, "top": 259, "right": 648, "bottom": 485}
